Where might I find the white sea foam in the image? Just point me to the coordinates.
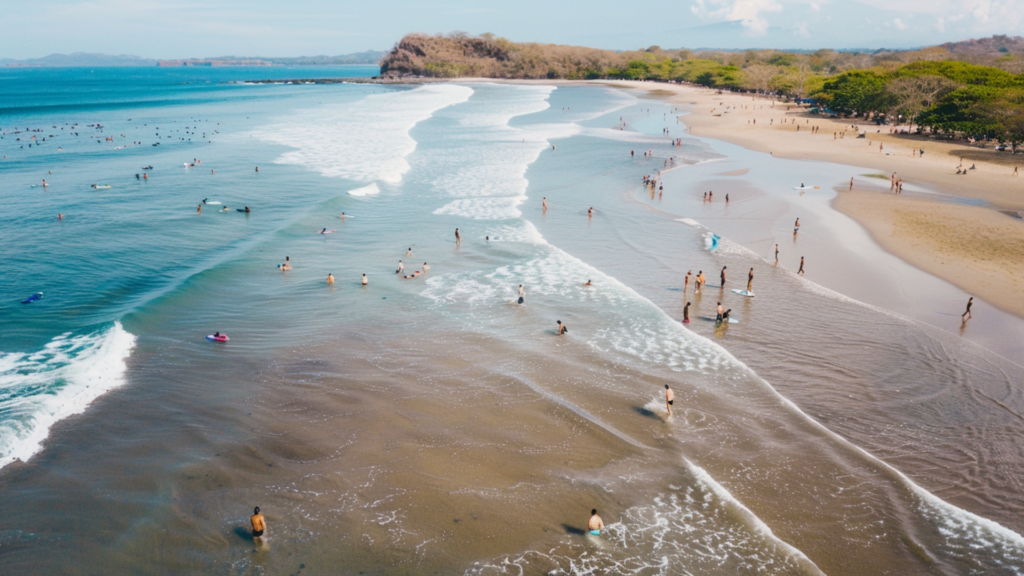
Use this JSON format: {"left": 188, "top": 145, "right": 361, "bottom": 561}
{"left": 347, "top": 183, "right": 380, "bottom": 197}
{"left": 257, "top": 84, "right": 473, "bottom": 184}
{"left": 0, "top": 322, "right": 136, "bottom": 468}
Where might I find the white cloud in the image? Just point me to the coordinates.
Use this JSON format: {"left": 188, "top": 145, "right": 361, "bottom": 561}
{"left": 935, "top": 17, "right": 945, "bottom": 32}
{"left": 796, "top": 21, "right": 812, "bottom": 36}
{"left": 893, "top": 17, "right": 908, "bottom": 29}
{"left": 691, "top": 0, "right": 783, "bottom": 35}
{"left": 810, "top": 2, "right": 821, "bottom": 11}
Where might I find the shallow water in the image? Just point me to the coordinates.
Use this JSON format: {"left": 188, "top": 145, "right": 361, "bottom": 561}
{"left": 2, "top": 72, "right": 1023, "bottom": 575}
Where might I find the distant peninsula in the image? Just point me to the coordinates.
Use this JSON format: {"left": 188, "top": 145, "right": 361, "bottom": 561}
{"left": 3, "top": 51, "right": 384, "bottom": 68}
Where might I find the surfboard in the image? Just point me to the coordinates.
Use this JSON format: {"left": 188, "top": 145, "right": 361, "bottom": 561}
{"left": 318, "top": 230, "right": 337, "bottom": 234}
{"left": 732, "top": 289, "right": 755, "bottom": 297}
{"left": 792, "top": 186, "right": 820, "bottom": 190}
{"left": 204, "top": 201, "right": 222, "bottom": 205}
{"left": 237, "top": 209, "right": 250, "bottom": 213}
{"left": 21, "top": 292, "right": 43, "bottom": 304}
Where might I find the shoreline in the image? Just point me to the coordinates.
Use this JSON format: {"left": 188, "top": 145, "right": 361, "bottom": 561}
{"left": 608, "top": 80, "right": 1024, "bottom": 323}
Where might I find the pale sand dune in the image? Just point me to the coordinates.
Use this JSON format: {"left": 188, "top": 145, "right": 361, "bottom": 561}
{"left": 834, "top": 191, "right": 1024, "bottom": 319}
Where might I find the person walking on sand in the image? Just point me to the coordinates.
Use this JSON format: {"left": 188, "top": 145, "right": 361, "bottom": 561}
{"left": 684, "top": 270, "right": 692, "bottom": 294}
{"left": 557, "top": 320, "right": 568, "bottom": 335}
{"left": 251, "top": 507, "right": 266, "bottom": 539}
{"left": 849, "top": 177, "right": 854, "bottom": 191}
{"left": 665, "top": 385, "right": 675, "bottom": 416}
{"left": 518, "top": 284, "right": 525, "bottom": 304}
{"left": 683, "top": 301, "right": 691, "bottom": 323}
{"left": 588, "top": 509, "right": 604, "bottom": 536}
{"left": 327, "top": 273, "right": 334, "bottom": 285}
{"left": 962, "top": 297, "right": 973, "bottom": 321}
{"left": 747, "top": 268, "right": 754, "bottom": 293}
{"left": 798, "top": 257, "right": 805, "bottom": 275}
{"left": 362, "top": 273, "right": 368, "bottom": 285}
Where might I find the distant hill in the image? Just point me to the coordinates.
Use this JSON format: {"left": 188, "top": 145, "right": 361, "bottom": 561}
{"left": 3, "top": 51, "right": 384, "bottom": 68}
{"left": 1, "top": 53, "right": 158, "bottom": 67}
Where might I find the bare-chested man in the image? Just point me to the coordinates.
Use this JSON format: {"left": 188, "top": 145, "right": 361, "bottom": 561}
{"left": 251, "top": 507, "right": 266, "bottom": 539}
{"left": 557, "top": 320, "right": 567, "bottom": 335}
{"left": 588, "top": 509, "right": 604, "bottom": 536}
{"left": 665, "top": 385, "right": 675, "bottom": 416}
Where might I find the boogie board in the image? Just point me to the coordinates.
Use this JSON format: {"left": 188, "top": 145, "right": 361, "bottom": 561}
{"left": 710, "top": 234, "right": 720, "bottom": 250}
{"left": 792, "top": 186, "right": 820, "bottom": 190}
{"left": 237, "top": 209, "right": 250, "bottom": 213}
{"left": 206, "top": 334, "right": 229, "bottom": 342}
{"left": 732, "top": 289, "right": 754, "bottom": 297}
{"left": 21, "top": 292, "right": 43, "bottom": 304}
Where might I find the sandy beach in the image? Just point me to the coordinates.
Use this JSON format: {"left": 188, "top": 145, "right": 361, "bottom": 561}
{"left": 608, "top": 80, "right": 1024, "bottom": 321}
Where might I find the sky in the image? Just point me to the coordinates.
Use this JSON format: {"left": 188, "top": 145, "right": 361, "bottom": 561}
{"left": 2, "top": 0, "right": 1023, "bottom": 59}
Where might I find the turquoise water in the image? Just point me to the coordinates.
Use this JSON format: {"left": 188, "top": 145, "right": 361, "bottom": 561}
{"left": 2, "top": 70, "right": 1024, "bottom": 574}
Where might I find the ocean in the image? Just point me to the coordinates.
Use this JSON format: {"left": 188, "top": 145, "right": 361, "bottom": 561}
{"left": 2, "top": 68, "right": 1024, "bottom": 575}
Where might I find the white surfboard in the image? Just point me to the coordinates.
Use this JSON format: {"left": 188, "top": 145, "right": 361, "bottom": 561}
{"left": 732, "top": 289, "right": 754, "bottom": 297}
{"left": 793, "top": 185, "right": 820, "bottom": 190}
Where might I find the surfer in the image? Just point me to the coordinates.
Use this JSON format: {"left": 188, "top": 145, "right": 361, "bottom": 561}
{"left": 557, "top": 320, "right": 567, "bottom": 335}
{"left": 518, "top": 284, "right": 525, "bottom": 304}
{"left": 747, "top": 268, "right": 754, "bottom": 293}
{"left": 962, "top": 297, "right": 973, "bottom": 321}
{"left": 244, "top": 206, "right": 250, "bottom": 213}
{"left": 684, "top": 270, "right": 692, "bottom": 294}
{"left": 588, "top": 509, "right": 604, "bottom": 536}
{"left": 362, "top": 274, "right": 368, "bottom": 286}
{"left": 665, "top": 385, "right": 674, "bottom": 416}
{"left": 251, "top": 507, "right": 266, "bottom": 539}
{"left": 720, "top": 266, "right": 727, "bottom": 287}
{"left": 798, "top": 257, "right": 805, "bottom": 275}
{"left": 327, "top": 273, "right": 334, "bottom": 285}
{"left": 683, "top": 301, "right": 691, "bottom": 323}
{"left": 320, "top": 228, "right": 327, "bottom": 234}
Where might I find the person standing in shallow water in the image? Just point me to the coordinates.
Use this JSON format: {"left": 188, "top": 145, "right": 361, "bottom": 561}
{"left": 455, "top": 228, "right": 461, "bottom": 245}
{"left": 683, "top": 301, "right": 691, "bottom": 324}
{"left": 518, "top": 284, "right": 525, "bottom": 304}
{"left": 747, "top": 268, "right": 754, "bottom": 293}
{"left": 251, "top": 507, "right": 266, "bottom": 539}
{"left": 798, "top": 257, "right": 805, "bottom": 275}
{"left": 720, "top": 266, "right": 727, "bottom": 287}
{"left": 962, "top": 297, "right": 973, "bottom": 321}
{"left": 665, "top": 385, "right": 675, "bottom": 416}
{"left": 588, "top": 509, "right": 604, "bottom": 536}
{"left": 556, "top": 320, "right": 567, "bottom": 335}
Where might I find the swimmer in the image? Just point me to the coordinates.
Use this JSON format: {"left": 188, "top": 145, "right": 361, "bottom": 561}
{"left": 543, "top": 197, "right": 547, "bottom": 211}
{"left": 962, "top": 297, "right": 973, "bottom": 321}
{"left": 251, "top": 507, "right": 266, "bottom": 539}
{"left": 798, "top": 257, "right": 805, "bottom": 275}
{"left": 255, "top": 166, "right": 259, "bottom": 172}
{"left": 588, "top": 207, "right": 593, "bottom": 218}
{"left": 423, "top": 262, "right": 430, "bottom": 272}
{"left": 518, "top": 284, "right": 525, "bottom": 304}
{"left": 720, "top": 266, "right": 727, "bottom": 286}
{"left": 747, "top": 268, "right": 754, "bottom": 293}
{"left": 281, "top": 256, "right": 291, "bottom": 271}
{"left": 58, "top": 213, "right": 63, "bottom": 220}
{"left": 665, "top": 384, "right": 674, "bottom": 416}
{"left": 683, "top": 301, "right": 691, "bottom": 323}
{"left": 362, "top": 273, "right": 368, "bottom": 285}
{"left": 327, "top": 273, "right": 334, "bottom": 285}
{"left": 684, "top": 270, "right": 692, "bottom": 293}
{"left": 340, "top": 212, "right": 346, "bottom": 221}
{"left": 716, "top": 302, "right": 724, "bottom": 323}
{"left": 584, "top": 279, "right": 592, "bottom": 286}
{"left": 244, "top": 206, "right": 250, "bottom": 213}
{"left": 406, "top": 247, "right": 413, "bottom": 256}
{"left": 396, "top": 261, "right": 404, "bottom": 274}
{"left": 588, "top": 509, "right": 604, "bottom": 536}
{"left": 221, "top": 206, "right": 228, "bottom": 212}
{"left": 557, "top": 320, "right": 568, "bottom": 335}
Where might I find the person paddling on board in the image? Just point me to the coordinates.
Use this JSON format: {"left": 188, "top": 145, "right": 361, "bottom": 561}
{"left": 683, "top": 301, "right": 691, "bottom": 324}
{"left": 665, "top": 385, "right": 675, "bottom": 416}
{"left": 557, "top": 320, "right": 567, "bottom": 335}
{"left": 962, "top": 297, "right": 973, "bottom": 321}
{"left": 251, "top": 507, "right": 266, "bottom": 540}
{"left": 588, "top": 509, "right": 604, "bottom": 536}
{"left": 747, "top": 268, "right": 754, "bottom": 293}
